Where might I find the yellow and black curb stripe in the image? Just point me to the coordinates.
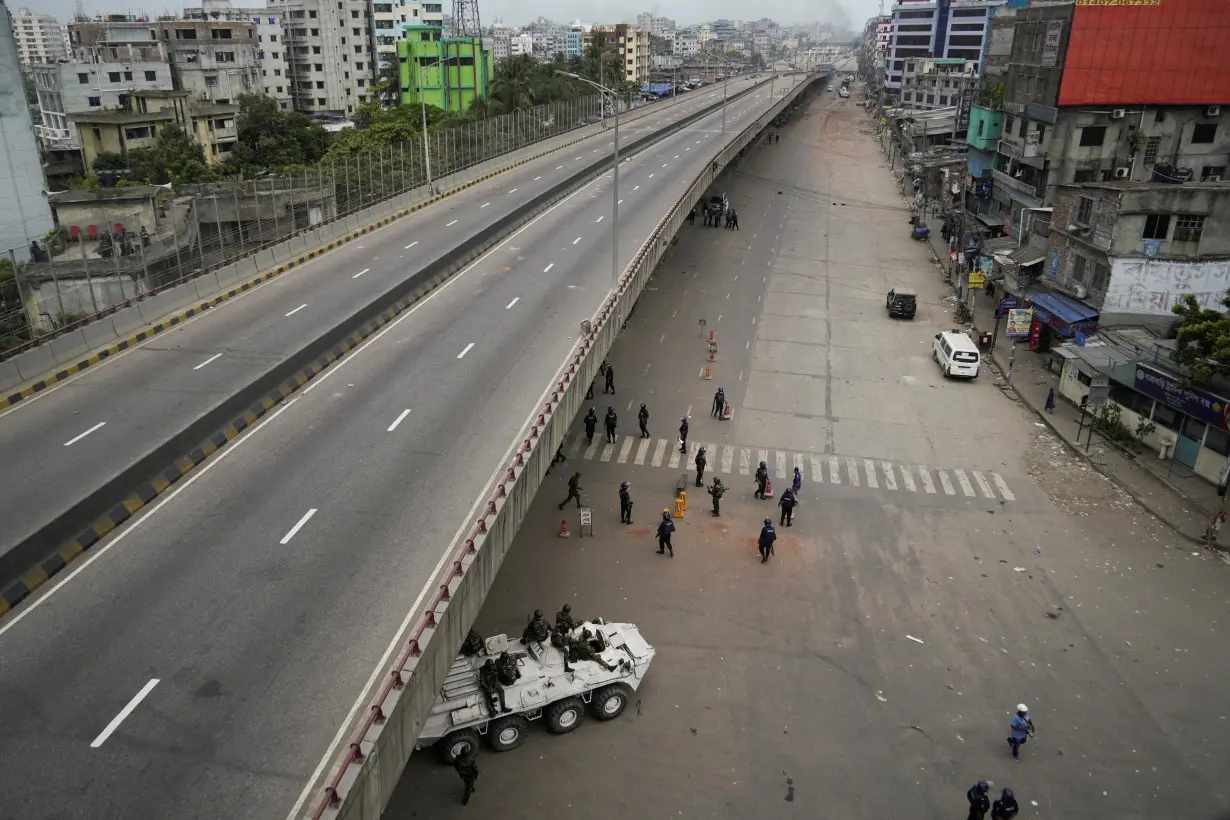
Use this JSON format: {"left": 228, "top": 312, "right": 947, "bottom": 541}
{"left": 0, "top": 128, "right": 601, "bottom": 413}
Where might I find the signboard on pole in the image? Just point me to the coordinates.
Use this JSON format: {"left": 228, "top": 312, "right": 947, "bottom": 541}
{"left": 1005, "top": 308, "right": 1033, "bottom": 337}
{"left": 1086, "top": 383, "right": 1110, "bottom": 408}
{"left": 968, "top": 271, "right": 985, "bottom": 289}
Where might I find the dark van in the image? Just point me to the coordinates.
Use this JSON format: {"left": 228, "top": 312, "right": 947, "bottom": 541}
{"left": 886, "top": 287, "right": 917, "bottom": 319}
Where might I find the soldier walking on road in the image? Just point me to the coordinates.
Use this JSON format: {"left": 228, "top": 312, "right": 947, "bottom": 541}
{"left": 656, "top": 510, "right": 675, "bottom": 556}
{"left": 583, "top": 408, "right": 598, "bottom": 445}
{"left": 966, "top": 781, "right": 991, "bottom": 820}
{"left": 678, "top": 416, "right": 689, "bottom": 454}
{"left": 694, "top": 446, "right": 707, "bottom": 487}
{"left": 603, "top": 363, "right": 616, "bottom": 394}
{"left": 758, "top": 518, "right": 776, "bottom": 563}
{"left": 619, "top": 481, "right": 633, "bottom": 524}
{"left": 730, "top": 210, "right": 739, "bottom": 230}
{"left": 604, "top": 406, "right": 618, "bottom": 443}
{"left": 712, "top": 387, "right": 725, "bottom": 418}
{"left": 455, "top": 752, "right": 479, "bottom": 806}
{"left": 558, "top": 472, "right": 583, "bottom": 510}
{"left": 754, "top": 461, "right": 769, "bottom": 499}
{"left": 638, "top": 403, "right": 650, "bottom": 438}
{"left": 688, "top": 207, "right": 696, "bottom": 226}
{"left": 708, "top": 477, "right": 725, "bottom": 516}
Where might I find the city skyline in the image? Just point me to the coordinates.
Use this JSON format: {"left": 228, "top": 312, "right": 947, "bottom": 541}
{"left": 15, "top": 0, "right": 872, "bottom": 33}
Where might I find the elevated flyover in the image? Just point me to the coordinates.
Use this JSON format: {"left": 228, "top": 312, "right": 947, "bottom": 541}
{"left": 0, "top": 71, "right": 826, "bottom": 820}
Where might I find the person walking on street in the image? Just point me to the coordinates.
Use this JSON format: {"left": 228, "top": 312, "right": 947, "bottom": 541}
{"left": 638, "top": 403, "right": 650, "bottom": 438}
{"left": 688, "top": 207, "right": 696, "bottom": 226}
{"left": 1007, "top": 704, "right": 1035, "bottom": 761}
{"left": 991, "top": 788, "right": 1019, "bottom": 820}
{"left": 678, "top": 416, "right": 689, "bottom": 454}
{"left": 1045, "top": 388, "right": 1056, "bottom": 413}
{"left": 656, "top": 510, "right": 675, "bottom": 556}
{"left": 754, "top": 461, "right": 769, "bottom": 499}
{"left": 708, "top": 477, "right": 725, "bottom": 517}
{"left": 778, "top": 486, "right": 797, "bottom": 527}
{"left": 712, "top": 386, "right": 725, "bottom": 418}
{"left": 454, "top": 751, "right": 479, "bottom": 806}
{"left": 966, "top": 781, "right": 990, "bottom": 820}
{"left": 619, "top": 481, "right": 633, "bottom": 524}
{"left": 792, "top": 466, "right": 802, "bottom": 494}
{"left": 604, "top": 406, "right": 618, "bottom": 444}
{"left": 758, "top": 518, "right": 776, "bottom": 563}
{"left": 775, "top": 133, "right": 780, "bottom": 144}
{"left": 603, "top": 363, "right": 615, "bottom": 394}
{"left": 583, "top": 408, "right": 598, "bottom": 446}
{"left": 694, "top": 446, "right": 707, "bottom": 487}
{"left": 558, "top": 472, "right": 583, "bottom": 510}
{"left": 731, "top": 210, "right": 739, "bottom": 230}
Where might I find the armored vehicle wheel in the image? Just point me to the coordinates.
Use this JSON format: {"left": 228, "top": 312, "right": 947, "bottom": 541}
{"left": 437, "top": 727, "right": 481, "bottom": 764}
{"left": 488, "top": 715, "right": 530, "bottom": 753}
{"left": 589, "top": 684, "right": 631, "bottom": 721}
{"left": 545, "top": 697, "right": 584, "bottom": 734}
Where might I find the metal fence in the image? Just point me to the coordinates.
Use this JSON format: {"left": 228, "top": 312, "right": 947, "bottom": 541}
{"left": 2, "top": 93, "right": 607, "bottom": 356}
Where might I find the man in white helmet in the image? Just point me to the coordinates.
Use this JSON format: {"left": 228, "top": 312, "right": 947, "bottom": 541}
{"left": 1007, "top": 704, "right": 1035, "bottom": 761}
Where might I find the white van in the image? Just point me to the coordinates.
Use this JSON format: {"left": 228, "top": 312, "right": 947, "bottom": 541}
{"left": 933, "top": 331, "right": 981, "bottom": 379}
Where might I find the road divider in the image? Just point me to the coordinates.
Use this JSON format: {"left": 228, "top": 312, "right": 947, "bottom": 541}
{"left": 0, "top": 76, "right": 786, "bottom": 619}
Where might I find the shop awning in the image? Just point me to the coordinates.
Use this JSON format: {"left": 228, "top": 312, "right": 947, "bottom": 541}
{"left": 1027, "top": 290, "right": 1099, "bottom": 336}
{"left": 1010, "top": 248, "right": 1046, "bottom": 267}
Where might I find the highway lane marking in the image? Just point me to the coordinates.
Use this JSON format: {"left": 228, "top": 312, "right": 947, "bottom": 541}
{"left": 386, "top": 409, "right": 411, "bottom": 432}
{"left": 404, "top": 241, "right": 418, "bottom": 249}
{"left": 595, "top": 215, "right": 603, "bottom": 223}
{"left": 572, "top": 237, "right": 581, "bottom": 245}
{"left": 556, "top": 165, "right": 563, "bottom": 170}
{"left": 633, "top": 186, "right": 640, "bottom": 191}
{"left": 534, "top": 176, "right": 541, "bottom": 181}
{"left": 64, "top": 421, "right": 106, "bottom": 447}
{"left": 285, "top": 304, "right": 308, "bottom": 317}
{"left": 674, "top": 155, "right": 680, "bottom": 159}
{"left": 90, "top": 678, "right": 160, "bottom": 748}
{"left": 351, "top": 268, "right": 370, "bottom": 279}
{"left": 480, "top": 202, "right": 490, "bottom": 208}
{"left": 648, "top": 174, "right": 654, "bottom": 179}
{"left": 505, "top": 297, "right": 519, "bottom": 310}
{"left": 193, "top": 353, "right": 223, "bottom": 370}
{"left": 446, "top": 219, "right": 458, "bottom": 226}
{"left": 508, "top": 188, "right": 517, "bottom": 194}
{"left": 543, "top": 263, "right": 554, "bottom": 273}
{"left": 279, "top": 508, "right": 318, "bottom": 544}
{"left": 457, "top": 342, "right": 475, "bottom": 359}
{"left": 618, "top": 199, "right": 623, "bottom": 205}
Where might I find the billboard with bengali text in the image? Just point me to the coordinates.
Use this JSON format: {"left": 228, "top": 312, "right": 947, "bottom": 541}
{"left": 1058, "top": 0, "right": 1230, "bottom": 106}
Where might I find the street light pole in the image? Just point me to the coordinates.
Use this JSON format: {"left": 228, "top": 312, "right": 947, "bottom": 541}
{"left": 558, "top": 71, "right": 620, "bottom": 291}
{"left": 419, "top": 57, "right": 443, "bottom": 194}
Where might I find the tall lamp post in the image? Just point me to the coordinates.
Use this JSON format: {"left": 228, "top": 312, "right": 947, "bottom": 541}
{"left": 558, "top": 70, "right": 620, "bottom": 291}
{"left": 417, "top": 57, "right": 446, "bottom": 194}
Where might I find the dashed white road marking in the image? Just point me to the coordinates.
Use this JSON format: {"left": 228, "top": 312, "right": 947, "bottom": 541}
{"left": 721, "top": 446, "right": 734, "bottom": 474}
{"left": 64, "top": 422, "right": 106, "bottom": 447}
{"left": 351, "top": 268, "right": 370, "bottom": 279}
{"left": 775, "top": 451, "right": 787, "bottom": 479}
{"left": 404, "top": 241, "right": 417, "bottom": 249}
{"left": 446, "top": 219, "right": 458, "bottom": 226}
{"left": 387, "top": 409, "right": 411, "bottom": 432}
{"left": 280, "top": 508, "right": 318, "bottom": 544}
{"left": 457, "top": 342, "right": 475, "bottom": 359}
{"left": 573, "top": 237, "right": 581, "bottom": 244}
{"left": 505, "top": 297, "right": 519, "bottom": 309}
{"left": 600, "top": 441, "right": 615, "bottom": 462}
{"left": 285, "top": 304, "right": 307, "bottom": 317}
{"left": 899, "top": 465, "right": 917, "bottom": 492}
{"left": 480, "top": 202, "right": 490, "bottom": 208}
{"left": 90, "top": 678, "right": 160, "bottom": 749}
{"left": 193, "top": 353, "right": 223, "bottom": 370}
{"left": 810, "top": 455, "right": 824, "bottom": 484}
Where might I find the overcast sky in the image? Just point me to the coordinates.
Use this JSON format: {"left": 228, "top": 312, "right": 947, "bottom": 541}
{"left": 20, "top": 0, "right": 881, "bottom": 33}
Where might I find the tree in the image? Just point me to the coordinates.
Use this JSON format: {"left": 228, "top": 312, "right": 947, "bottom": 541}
{"left": 374, "top": 60, "right": 402, "bottom": 108}
{"left": 224, "top": 93, "right": 331, "bottom": 175}
{"left": 1171, "top": 291, "right": 1230, "bottom": 384}
{"left": 90, "top": 125, "right": 217, "bottom": 184}
{"left": 0, "top": 258, "right": 32, "bottom": 351}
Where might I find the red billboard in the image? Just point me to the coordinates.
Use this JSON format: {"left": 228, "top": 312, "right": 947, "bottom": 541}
{"left": 1058, "top": 0, "right": 1230, "bottom": 106}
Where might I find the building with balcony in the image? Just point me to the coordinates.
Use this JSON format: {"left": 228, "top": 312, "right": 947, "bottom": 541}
{"left": 372, "top": 1, "right": 442, "bottom": 74}
{"left": 184, "top": 3, "right": 291, "bottom": 111}
{"left": 509, "top": 32, "right": 532, "bottom": 57}
{"left": 12, "top": 8, "right": 68, "bottom": 68}
{"left": 397, "top": 28, "right": 489, "bottom": 113}
{"left": 68, "top": 89, "right": 239, "bottom": 167}
{"left": 899, "top": 58, "right": 976, "bottom": 112}
{"left": 155, "top": 19, "right": 261, "bottom": 106}
{"left": 265, "top": 0, "right": 377, "bottom": 118}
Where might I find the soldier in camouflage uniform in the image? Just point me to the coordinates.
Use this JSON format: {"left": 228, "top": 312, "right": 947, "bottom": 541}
{"left": 562, "top": 630, "right": 619, "bottom": 673}
{"left": 478, "top": 658, "right": 508, "bottom": 714}
{"left": 521, "top": 608, "right": 554, "bottom": 659}
{"left": 460, "top": 628, "right": 485, "bottom": 656}
{"left": 556, "top": 603, "right": 577, "bottom": 634}
{"left": 707, "top": 477, "right": 726, "bottom": 517}
{"left": 454, "top": 751, "right": 479, "bottom": 805}
{"left": 496, "top": 651, "right": 521, "bottom": 686}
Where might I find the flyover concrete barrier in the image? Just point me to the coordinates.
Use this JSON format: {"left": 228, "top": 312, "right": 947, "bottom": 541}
{"left": 306, "top": 71, "right": 826, "bottom": 820}
{"left": 0, "top": 76, "right": 780, "bottom": 618}
{"left": 0, "top": 79, "right": 758, "bottom": 402}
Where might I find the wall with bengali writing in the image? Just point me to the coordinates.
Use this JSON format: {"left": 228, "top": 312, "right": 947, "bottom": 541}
{"left": 1103, "top": 257, "right": 1230, "bottom": 317}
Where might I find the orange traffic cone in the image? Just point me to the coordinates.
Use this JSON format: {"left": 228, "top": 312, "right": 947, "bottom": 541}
{"left": 558, "top": 519, "right": 570, "bottom": 538}
{"left": 722, "top": 403, "right": 732, "bottom": 420}
{"left": 764, "top": 478, "right": 774, "bottom": 499}
{"left": 702, "top": 367, "right": 712, "bottom": 380}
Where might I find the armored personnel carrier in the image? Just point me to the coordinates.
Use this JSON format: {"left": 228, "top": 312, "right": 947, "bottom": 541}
{"left": 417, "top": 619, "right": 655, "bottom": 763}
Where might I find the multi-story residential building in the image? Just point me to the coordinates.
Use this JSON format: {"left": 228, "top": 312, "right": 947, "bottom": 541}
{"left": 673, "top": 30, "right": 698, "bottom": 59}
{"left": 70, "top": 88, "right": 239, "bottom": 165}
{"left": 509, "top": 32, "right": 532, "bottom": 57}
{"left": 184, "top": 2, "right": 291, "bottom": 110}
{"left": 485, "top": 28, "right": 510, "bottom": 63}
{"left": 0, "top": 3, "right": 54, "bottom": 260}
{"left": 265, "top": 0, "right": 378, "bottom": 118}
{"left": 564, "top": 26, "right": 583, "bottom": 58}
{"left": 884, "top": 0, "right": 1004, "bottom": 94}
{"left": 900, "top": 58, "right": 977, "bottom": 112}
{"left": 12, "top": 8, "right": 68, "bottom": 68}
{"left": 372, "top": 0, "right": 442, "bottom": 76}
{"left": 156, "top": 18, "right": 261, "bottom": 106}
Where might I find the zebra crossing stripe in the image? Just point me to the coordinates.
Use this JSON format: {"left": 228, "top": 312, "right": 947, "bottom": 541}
{"left": 810, "top": 455, "right": 824, "bottom": 484}
{"left": 668, "top": 444, "right": 682, "bottom": 469}
{"left": 793, "top": 453, "right": 805, "bottom": 484}
{"left": 880, "top": 461, "right": 897, "bottom": 491}
{"left": 991, "top": 472, "right": 1015, "bottom": 501}
{"left": 937, "top": 470, "right": 955, "bottom": 496}
{"left": 651, "top": 439, "right": 667, "bottom": 467}
{"left": 899, "top": 464, "right": 916, "bottom": 492}
{"left": 617, "top": 437, "right": 635, "bottom": 464}
{"left": 584, "top": 439, "right": 600, "bottom": 461}
{"left": 568, "top": 435, "right": 583, "bottom": 456}
{"left": 757, "top": 449, "right": 769, "bottom": 477}
{"left": 739, "top": 448, "right": 751, "bottom": 475}
{"left": 864, "top": 459, "right": 879, "bottom": 489}
{"left": 775, "top": 451, "right": 788, "bottom": 479}
{"left": 954, "top": 469, "right": 975, "bottom": 497}
{"left": 828, "top": 457, "right": 840, "bottom": 485}
{"left": 634, "top": 438, "right": 651, "bottom": 465}
{"left": 846, "top": 458, "right": 860, "bottom": 488}
{"left": 971, "top": 470, "right": 995, "bottom": 498}
{"left": 600, "top": 441, "right": 616, "bottom": 462}
{"left": 917, "top": 467, "right": 935, "bottom": 494}
{"left": 721, "top": 445, "right": 734, "bottom": 474}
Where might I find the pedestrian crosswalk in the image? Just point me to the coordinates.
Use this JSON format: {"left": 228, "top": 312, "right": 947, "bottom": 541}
{"left": 564, "top": 434, "right": 1017, "bottom": 502}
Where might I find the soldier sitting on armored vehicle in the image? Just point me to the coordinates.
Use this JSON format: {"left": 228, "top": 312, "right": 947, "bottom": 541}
{"left": 555, "top": 604, "right": 576, "bottom": 634}
{"left": 479, "top": 659, "right": 510, "bottom": 714}
{"left": 562, "top": 629, "right": 619, "bottom": 673}
{"left": 460, "top": 628, "right": 485, "bottom": 657}
{"left": 496, "top": 651, "right": 522, "bottom": 686}
{"left": 521, "top": 609, "right": 555, "bottom": 660}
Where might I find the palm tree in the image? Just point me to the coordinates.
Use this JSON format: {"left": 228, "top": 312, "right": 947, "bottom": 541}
{"left": 490, "top": 55, "right": 541, "bottom": 113}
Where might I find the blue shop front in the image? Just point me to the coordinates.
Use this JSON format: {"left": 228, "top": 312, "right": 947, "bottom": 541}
{"left": 1022, "top": 290, "right": 1099, "bottom": 354}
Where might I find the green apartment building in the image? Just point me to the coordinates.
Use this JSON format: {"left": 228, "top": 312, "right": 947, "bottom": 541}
{"left": 397, "top": 26, "right": 491, "bottom": 113}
